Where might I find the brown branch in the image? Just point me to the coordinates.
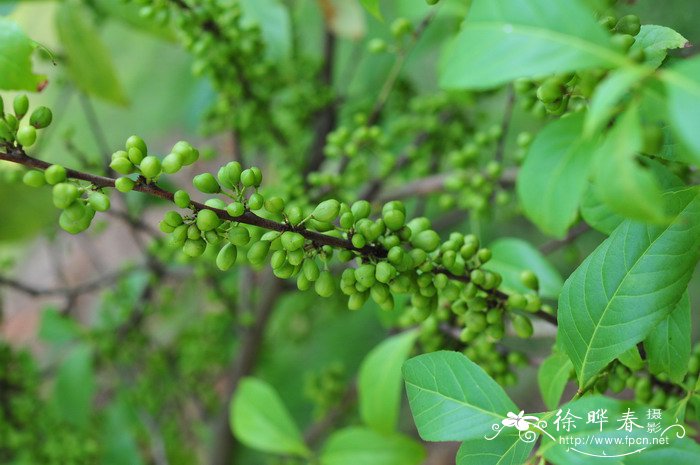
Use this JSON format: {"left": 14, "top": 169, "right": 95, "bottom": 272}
{"left": 303, "top": 382, "right": 357, "bottom": 445}
{"left": 538, "top": 222, "right": 592, "bottom": 255}
{"left": 0, "top": 268, "right": 136, "bottom": 298}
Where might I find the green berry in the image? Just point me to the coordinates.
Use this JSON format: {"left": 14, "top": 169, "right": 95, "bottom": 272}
{"left": 115, "top": 177, "right": 136, "bottom": 193}
{"left": 126, "top": 135, "right": 147, "bottom": 156}
{"left": 193, "top": 173, "right": 220, "bottom": 193}
{"left": 228, "top": 226, "right": 250, "bottom": 246}
{"left": 615, "top": 14, "right": 641, "bottom": 36}
{"left": 248, "top": 192, "right": 264, "bottom": 210}
{"left": 355, "top": 264, "right": 376, "bottom": 288}
{"left": 110, "top": 157, "right": 134, "bottom": 175}
{"left": 162, "top": 153, "right": 184, "bottom": 174}
{"left": 139, "top": 156, "right": 161, "bottom": 179}
{"left": 13, "top": 95, "right": 28, "bottom": 119}
{"left": 375, "top": 262, "right": 396, "bottom": 284}
{"left": 247, "top": 240, "right": 271, "bottom": 265}
{"left": 536, "top": 79, "right": 564, "bottom": 104}
{"left": 313, "top": 199, "right": 340, "bottom": 223}
{"left": 264, "top": 196, "right": 285, "bottom": 214}
{"left": 281, "top": 231, "right": 305, "bottom": 251}
{"left": 520, "top": 270, "right": 539, "bottom": 290}
{"left": 16, "top": 126, "right": 36, "bottom": 147}
{"left": 227, "top": 201, "right": 245, "bottom": 217}
{"left": 383, "top": 209, "right": 405, "bottom": 231}
{"left": 411, "top": 230, "right": 440, "bottom": 252}
{"left": 251, "top": 166, "right": 263, "bottom": 186}
{"left": 368, "top": 38, "right": 387, "bottom": 54}
{"left": 173, "top": 190, "right": 191, "bottom": 208}
{"left": 128, "top": 147, "right": 145, "bottom": 165}
{"left": 507, "top": 293, "right": 527, "bottom": 310}
{"left": 172, "top": 141, "right": 198, "bottom": 165}
{"left": 240, "top": 169, "right": 256, "bottom": 187}
{"left": 512, "top": 314, "right": 533, "bottom": 338}
{"left": 216, "top": 243, "right": 238, "bottom": 271}
{"left": 23, "top": 170, "right": 45, "bottom": 187}
{"left": 52, "top": 183, "right": 80, "bottom": 209}
{"left": 29, "top": 106, "right": 52, "bottom": 129}
{"left": 44, "top": 165, "right": 67, "bottom": 185}
{"left": 88, "top": 192, "right": 110, "bottom": 212}
{"left": 183, "top": 239, "right": 207, "bottom": 257}
{"left": 303, "top": 259, "right": 320, "bottom": 281}
{"left": 351, "top": 200, "right": 371, "bottom": 219}
{"left": 196, "top": 209, "right": 221, "bottom": 231}
{"left": 611, "top": 33, "right": 635, "bottom": 52}
{"left": 315, "top": 271, "right": 335, "bottom": 297}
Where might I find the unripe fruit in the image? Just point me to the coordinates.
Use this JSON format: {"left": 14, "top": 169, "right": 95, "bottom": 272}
{"left": 53, "top": 183, "right": 80, "bottom": 209}
{"left": 23, "top": 170, "right": 45, "bottom": 187}
{"left": 115, "top": 177, "right": 135, "bottom": 193}
{"left": 250, "top": 166, "right": 263, "bottom": 186}
{"left": 411, "top": 230, "right": 440, "bottom": 252}
{"left": 64, "top": 201, "right": 87, "bottom": 221}
{"left": 348, "top": 292, "right": 368, "bottom": 310}
{"left": 44, "top": 165, "right": 67, "bottom": 185}
{"left": 512, "top": 314, "right": 533, "bottom": 338}
{"left": 315, "top": 271, "right": 335, "bottom": 297}
{"left": 29, "top": 106, "right": 52, "bottom": 128}
{"left": 193, "top": 173, "right": 220, "bottom": 193}
{"left": 248, "top": 193, "right": 264, "bottom": 210}
{"left": 383, "top": 209, "right": 405, "bottom": 231}
{"left": 507, "top": 293, "right": 528, "bottom": 310}
{"left": 536, "top": 79, "right": 564, "bottom": 104}
{"left": 13, "top": 95, "right": 28, "bottom": 119}
{"left": 187, "top": 224, "right": 201, "bottom": 240}
{"left": 163, "top": 211, "right": 183, "bottom": 228}
{"left": 128, "top": 147, "right": 145, "bottom": 165}
{"left": 196, "top": 209, "right": 221, "bottom": 231}
{"left": 297, "top": 274, "right": 311, "bottom": 291}
{"left": 355, "top": 264, "right": 376, "bottom": 288}
{"left": 520, "top": 270, "right": 539, "bottom": 290}
{"left": 351, "top": 200, "right": 371, "bottom": 219}
{"left": 303, "top": 259, "right": 320, "bottom": 281}
{"left": 126, "top": 135, "right": 147, "bottom": 156}
{"left": 611, "top": 33, "right": 635, "bottom": 52}
{"left": 375, "top": 261, "right": 396, "bottom": 283}
{"left": 313, "top": 199, "right": 340, "bottom": 223}
{"left": 281, "top": 231, "right": 305, "bottom": 251}
{"left": 247, "top": 240, "right": 271, "bottom": 265}
{"left": 240, "top": 168, "right": 256, "bottom": 187}
{"left": 227, "top": 201, "right": 245, "bottom": 217}
{"left": 183, "top": 239, "right": 207, "bottom": 257}
{"left": 391, "top": 18, "right": 412, "bottom": 37}
{"left": 387, "top": 246, "right": 404, "bottom": 265}
{"left": 172, "top": 141, "right": 198, "bottom": 165}
{"left": 615, "top": 14, "right": 641, "bottom": 36}
{"left": 110, "top": 157, "right": 134, "bottom": 175}
{"left": 88, "top": 192, "right": 110, "bottom": 212}
{"left": 368, "top": 38, "right": 387, "bottom": 54}
{"left": 264, "top": 196, "right": 285, "bottom": 214}
{"left": 225, "top": 161, "right": 242, "bottom": 185}
{"left": 270, "top": 250, "right": 287, "bottom": 269}
{"left": 16, "top": 126, "right": 36, "bottom": 147}
{"left": 162, "top": 153, "right": 184, "bottom": 174}
{"left": 216, "top": 243, "right": 238, "bottom": 270}
{"left": 139, "top": 156, "right": 161, "bottom": 179}
{"left": 228, "top": 226, "right": 250, "bottom": 246}
{"left": 174, "top": 190, "right": 191, "bottom": 208}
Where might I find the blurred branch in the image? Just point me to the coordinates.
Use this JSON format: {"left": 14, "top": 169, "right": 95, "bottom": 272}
{"left": 0, "top": 268, "right": 137, "bottom": 299}
{"left": 304, "top": 381, "right": 357, "bottom": 446}
{"left": 494, "top": 86, "right": 515, "bottom": 163}
{"left": 538, "top": 222, "right": 591, "bottom": 255}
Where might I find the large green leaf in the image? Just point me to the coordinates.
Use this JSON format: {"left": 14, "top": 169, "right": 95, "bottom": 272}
{"left": 456, "top": 431, "right": 534, "bottom": 465}
{"left": 538, "top": 351, "right": 573, "bottom": 410}
{"left": 52, "top": 344, "right": 95, "bottom": 428}
{"left": 594, "top": 105, "right": 666, "bottom": 223}
{"left": 56, "top": 2, "right": 128, "bottom": 105}
{"left": 558, "top": 188, "right": 700, "bottom": 387}
{"left": 517, "top": 113, "right": 597, "bottom": 238}
{"left": 631, "top": 25, "right": 689, "bottom": 69}
{"left": 584, "top": 67, "right": 647, "bottom": 137}
{"left": 359, "top": 0, "right": 382, "bottom": 20}
{"left": 403, "top": 351, "right": 516, "bottom": 441}
{"left": 664, "top": 57, "right": 700, "bottom": 159}
{"left": 644, "top": 293, "right": 691, "bottom": 385}
{"left": 230, "top": 377, "right": 310, "bottom": 457}
{"left": 358, "top": 330, "right": 417, "bottom": 434}
{"left": 484, "top": 238, "right": 563, "bottom": 299}
{"left": 440, "top": 0, "right": 626, "bottom": 89}
{"left": 0, "top": 16, "right": 45, "bottom": 91}
{"left": 240, "top": 0, "right": 291, "bottom": 61}
{"left": 320, "top": 427, "right": 424, "bottom": 465}
{"left": 624, "top": 439, "right": 700, "bottom": 464}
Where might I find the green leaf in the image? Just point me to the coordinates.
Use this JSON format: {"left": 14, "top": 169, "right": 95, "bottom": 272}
{"left": 230, "top": 377, "right": 309, "bottom": 457}
{"left": 631, "top": 25, "right": 689, "bottom": 69}
{"left": 517, "top": 113, "right": 597, "bottom": 238}
{"left": 663, "top": 56, "right": 700, "bottom": 158}
{"left": 558, "top": 187, "right": 700, "bottom": 387}
{"left": 457, "top": 429, "right": 533, "bottom": 465}
{"left": 101, "top": 401, "right": 144, "bottom": 465}
{"left": 645, "top": 292, "right": 691, "bottom": 384}
{"left": 584, "top": 67, "right": 647, "bottom": 137}
{"left": 538, "top": 351, "right": 573, "bottom": 410}
{"left": 440, "top": 0, "right": 626, "bottom": 90}
{"left": 56, "top": 2, "right": 128, "bottom": 105}
{"left": 320, "top": 427, "right": 425, "bottom": 465}
{"left": 358, "top": 330, "right": 417, "bottom": 434}
{"left": 359, "top": 0, "right": 382, "bottom": 20}
{"left": 484, "top": 238, "right": 564, "bottom": 299}
{"left": 39, "top": 308, "right": 80, "bottom": 344}
{"left": 403, "top": 351, "right": 517, "bottom": 441}
{"left": 624, "top": 439, "right": 700, "bottom": 464}
{"left": 594, "top": 105, "right": 666, "bottom": 223}
{"left": 52, "top": 344, "right": 95, "bottom": 428}
{"left": 617, "top": 346, "right": 645, "bottom": 371}
{"left": 0, "top": 17, "right": 45, "bottom": 91}
{"left": 240, "top": 0, "right": 291, "bottom": 61}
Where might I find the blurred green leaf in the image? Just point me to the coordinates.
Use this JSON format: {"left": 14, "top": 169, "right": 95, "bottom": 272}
{"left": 358, "top": 330, "right": 417, "bottom": 434}
{"left": 52, "top": 344, "right": 95, "bottom": 428}
{"left": 230, "top": 377, "right": 310, "bottom": 457}
{"left": 623, "top": 439, "right": 700, "bottom": 463}
{"left": 56, "top": 1, "right": 128, "bottom": 105}
{"left": 664, "top": 56, "right": 700, "bottom": 159}
{"left": 618, "top": 346, "right": 645, "bottom": 371}
{"left": 631, "top": 25, "right": 689, "bottom": 69}
{"left": 440, "top": 0, "right": 626, "bottom": 89}
{"left": 644, "top": 292, "right": 691, "bottom": 384}
{"left": 101, "top": 400, "right": 144, "bottom": 465}
{"left": 584, "top": 67, "right": 647, "bottom": 136}
{"left": 320, "top": 427, "right": 424, "bottom": 465}
{"left": 240, "top": 0, "right": 291, "bottom": 61}
{"left": 538, "top": 351, "right": 573, "bottom": 410}
{"left": 456, "top": 430, "right": 534, "bottom": 465}
{"left": 0, "top": 179, "right": 56, "bottom": 242}
{"left": 39, "top": 307, "right": 80, "bottom": 344}
{"left": 484, "top": 237, "right": 563, "bottom": 299}
{"left": 0, "top": 16, "right": 45, "bottom": 91}
{"left": 359, "top": 0, "right": 382, "bottom": 20}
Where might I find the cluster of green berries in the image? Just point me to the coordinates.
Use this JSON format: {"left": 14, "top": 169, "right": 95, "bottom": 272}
{"left": 0, "top": 95, "right": 53, "bottom": 148}
{"left": 466, "top": 344, "right": 528, "bottom": 387}
{"left": 303, "top": 362, "right": 347, "bottom": 418}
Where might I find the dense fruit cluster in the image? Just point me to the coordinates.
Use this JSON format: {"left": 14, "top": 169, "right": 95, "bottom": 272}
{"left": 0, "top": 95, "right": 52, "bottom": 149}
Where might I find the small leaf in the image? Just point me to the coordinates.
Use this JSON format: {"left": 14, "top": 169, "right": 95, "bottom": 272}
{"left": 645, "top": 293, "right": 691, "bottom": 384}
{"left": 359, "top": 0, "right": 382, "bottom": 20}
{"left": 440, "top": 0, "right": 626, "bottom": 89}
{"left": 403, "top": 351, "right": 516, "bottom": 441}
{"left": 456, "top": 431, "right": 534, "bottom": 465}
{"left": 631, "top": 25, "right": 689, "bottom": 69}
{"left": 0, "top": 17, "right": 45, "bottom": 91}
{"left": 517, "top": 113, "right": 598, "bottom": 238}
{"left": 52, "top": 344, "right": 95, "bottom": 428}
{"left": 56, "top": 2, "right": 128, "bottom": 105}
{"left": 538, "top": 351, "right": 573, "bottom": 410}
{"left": 320, "top": 427, "right": 425, "bottom": 465}
{"left": 230, "top": 377, "right": 309, "bottom": 457}
{"left": 358, "top": 330, "right": 417, "bottom": 434}
{"left": 484, "top": 238, "right": 563, "bottom": 299}
{"left": 664, "top": 56, "right": 700, "bottom": 159}
{"left": 584, "top": 67, "right": 647, "bottom": 136}
{"left": 558, "top": 188, "right": 700, "bottom": 387}
{"left": 594, "top": 105, "right": 666, "bottom": 223}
